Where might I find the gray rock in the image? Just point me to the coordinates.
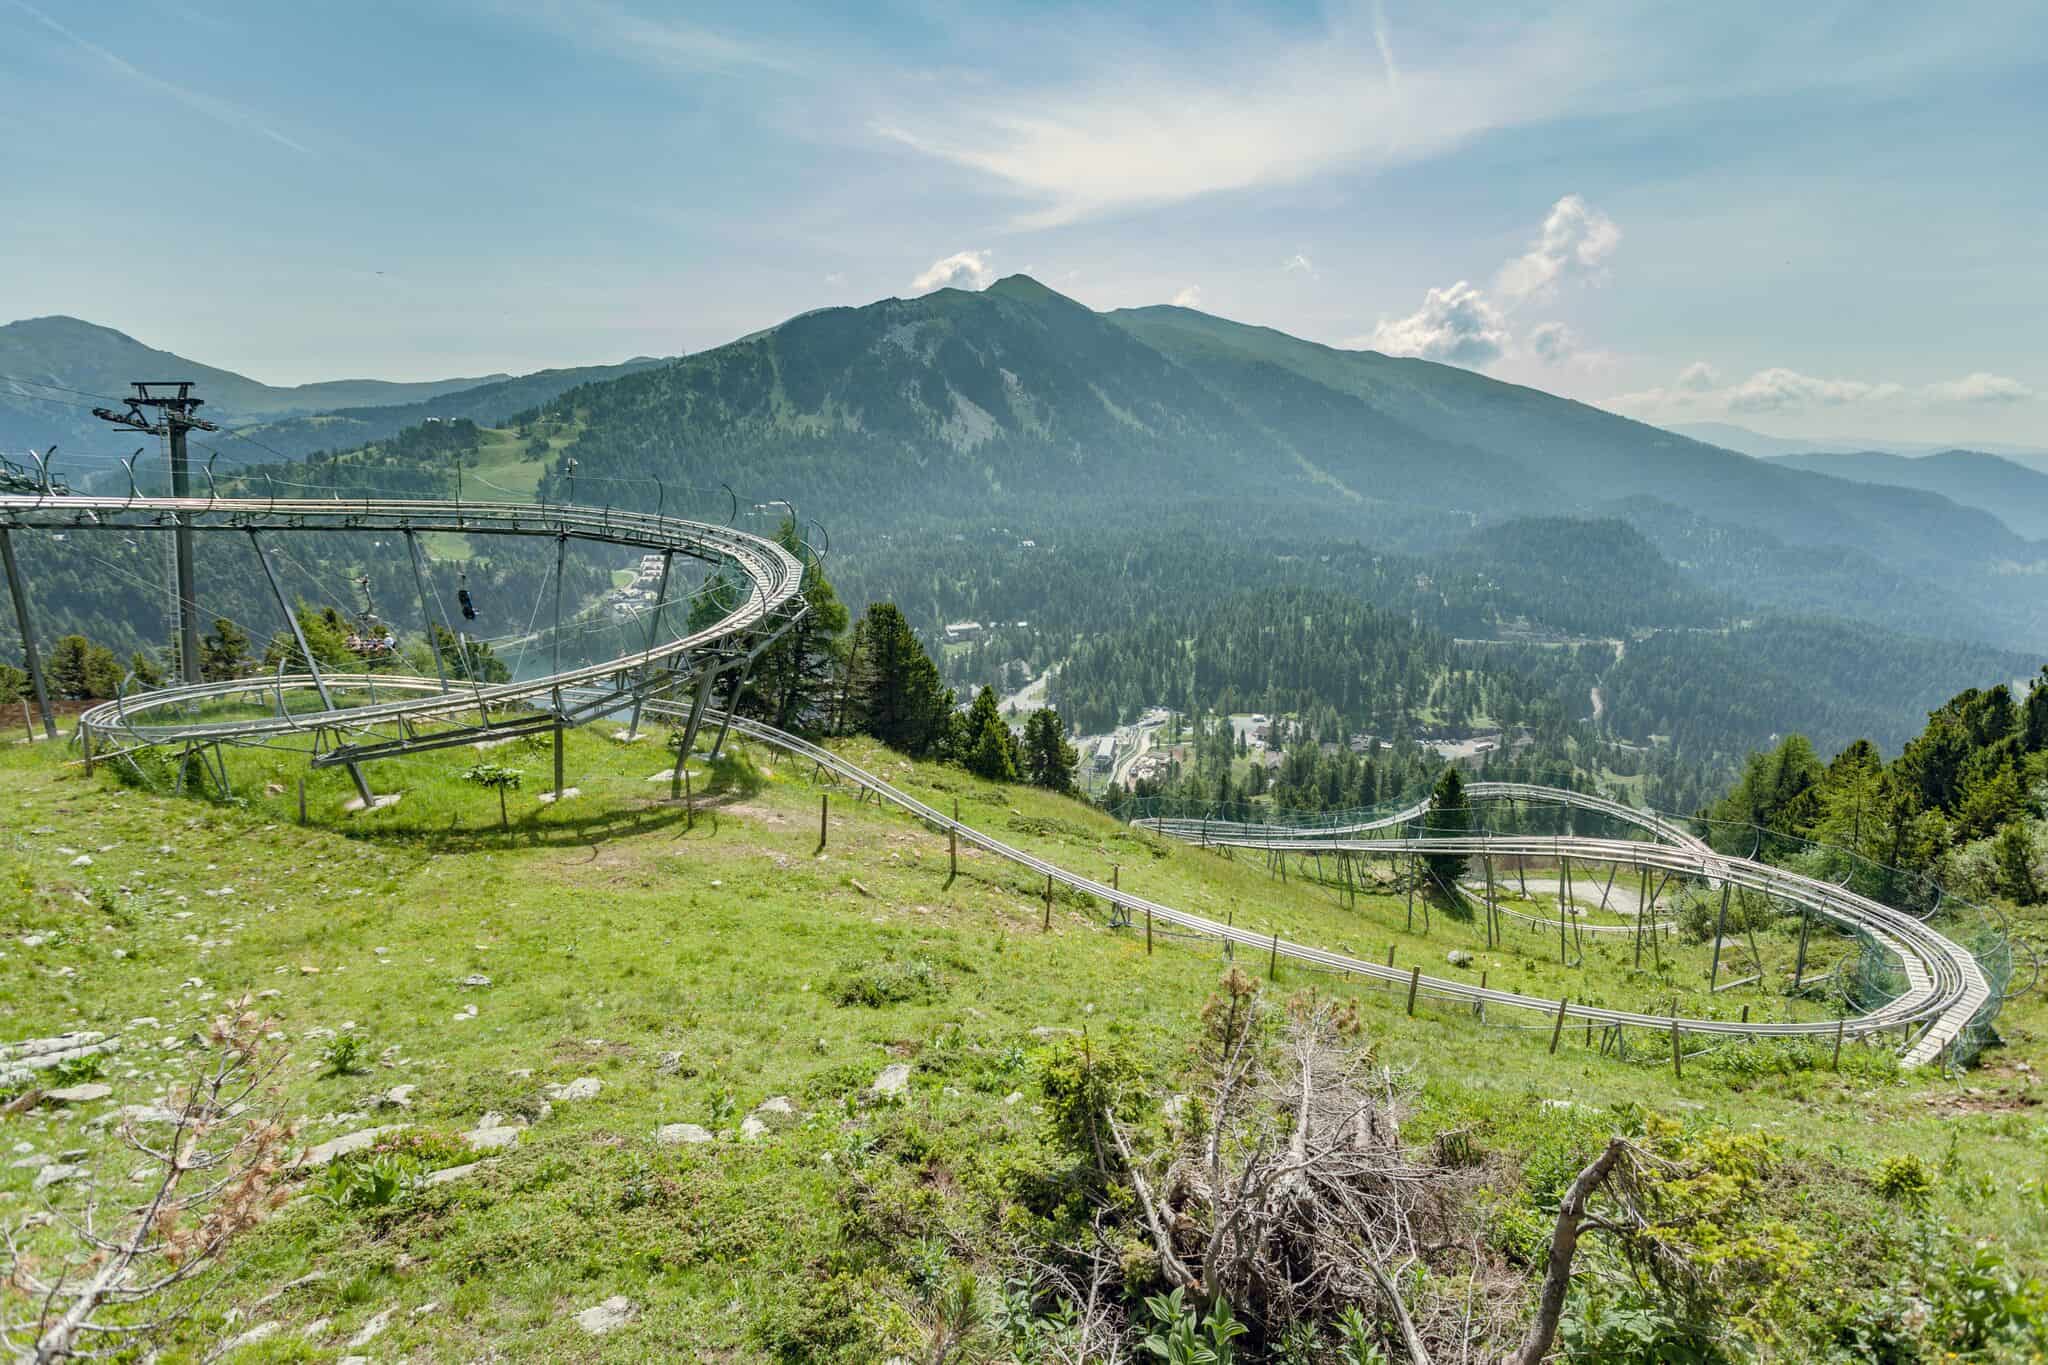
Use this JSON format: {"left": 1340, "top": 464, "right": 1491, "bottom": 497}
{"left": 345, "top": 1307, "right": 394, "bottom": 1348}
{"left": 45, "top": 1082, "right": 112, "bottom": 1105}
{"left": 543, "top": 1076, "right": 601, "bottom": 1102}
{"left": 461, "top": 1126, "right": 521, "bottom": 1152}
{"left": 656, "top": 1123, "right": 713, "bottom": 1146}
{"left": 33, "top": 1163, "right": 86, "bottom": 1191}
{"left": 375, "top": 1084, "right": 416, "bottom": 1110}
{"left": 89, "top": 1103, "right": 180, "bottom": 1130}
{"left": 869, "top": 1064, "right": 911, "bottom": 1099}
{"left": 459, "top": 974, "right": 491, "bottom": 988}
{"left": 424, "top": 1162, "right": 483, "bottom": 1186}
{"left": 574, "top": 1295, "right": 637, "bottom": 1336}
{"left": 298, "top": 1125, "right": 408, "bottom": 1169}
{"left": 221, "top": 1322, "right": 279, "bottom": 1353}
{"left": 1446, "top": 949, "right": 1474, "bottom": 968}
{"left": 751, "top": 1095, "right": 796, "bottom": 1122}
{"left": 738, "top": 1115, "right": 768, "bottom": 1141}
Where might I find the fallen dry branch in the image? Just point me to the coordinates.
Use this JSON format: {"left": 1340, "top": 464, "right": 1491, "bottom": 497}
{"left": 3, "top": 999, "right": 294, "bottom": 1363}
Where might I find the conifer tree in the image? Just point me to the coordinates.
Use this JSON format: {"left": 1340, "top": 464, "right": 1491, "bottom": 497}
{"left": 1023, "top": 706, "right": 1079, "bottom": 793}
{"left": 962, "top": 685, "right": 1020, "bottom": 782}
{"left": 850, "top": 603, "right": 955, "bottom": 758}
{"left": 1424, "top": 766, "right": 1469, "bottom": 893}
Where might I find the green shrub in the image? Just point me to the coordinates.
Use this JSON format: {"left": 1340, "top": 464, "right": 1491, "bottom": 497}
{"left": 1874, "top": 1154, "right": 1935, "bottom": 1210}
{"left": 831, "top": 955, "right": 943, "bottom": 1007}
{"left": 317, "top": 1152, "right": 421, "bottom": 1210}
{"left": 320, "top": 1032, "right": 370, "bottom": 1077}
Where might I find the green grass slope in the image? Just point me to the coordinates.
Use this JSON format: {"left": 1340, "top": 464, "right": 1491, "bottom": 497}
{"left": 2, "top": 733, "right": 2043, "bottom": 1359}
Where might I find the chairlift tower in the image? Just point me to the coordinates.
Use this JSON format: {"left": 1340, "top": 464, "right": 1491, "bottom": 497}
{"left": 93, "top": 383, "right": 219, "bottom": 683}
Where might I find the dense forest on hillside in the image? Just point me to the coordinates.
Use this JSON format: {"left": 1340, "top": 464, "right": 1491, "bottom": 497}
{"left": 1049, "top": 585, "right": 1555, "bottom": 739}
{"left": 1708, "top": 669, "right": 2048, "bottom": 913}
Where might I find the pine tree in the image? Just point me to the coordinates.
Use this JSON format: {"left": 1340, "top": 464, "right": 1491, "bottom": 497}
{"left": 1022, "top": 707, "right": 1079, "bottom": 793}
{"left": 45, "top": 635, "right": 94, "bottom": 700}
{"left": 962, "top": 686, "right": 1020, "bottom": 782}
{"left": 851, "top": 603, "right": 955, "bottom": 758}
{"left": 743, "top": 522, "right": 849, "bottom": 732}
{"left": 1424, "top": 766, "right": 1469, "bottom": 894}
{"left": 1992, "top": 820, "right": 2040, "bottom": 904}
{"left": 199, "top": 618, "right": 250, "bottom": 683}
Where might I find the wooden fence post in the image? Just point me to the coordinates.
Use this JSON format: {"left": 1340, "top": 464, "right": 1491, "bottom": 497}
{"left": 1406, "top": 965, "right": 1421, "bottom": 1015}
{"left": 1550, "top": 997, "right": 1569, "bottom": 1054}
{"left": 818, "top": 794, "right": 828, "bottom": 852}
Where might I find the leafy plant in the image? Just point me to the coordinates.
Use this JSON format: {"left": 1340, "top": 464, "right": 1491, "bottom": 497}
{"left": 320, "top": 1032, "right": 370, "bottom": 1077}
{"left": 1139, "top": 1289, "right": 1246, "bottom": 1365}
{"left": 830, "top": 954, "right": 943, "bottom": 1007}
{"left": 461, "top": 762, "right": 523, "bottom": 828}
{"left": 1874, "top": 1153, "right": 1935, "bottom": 1210}
{"left": 1334, "top": 1306, "right": 1389, "bottom": 1364}
{"left": 316, "top": 1152, "right": 420, "bottom": 1211}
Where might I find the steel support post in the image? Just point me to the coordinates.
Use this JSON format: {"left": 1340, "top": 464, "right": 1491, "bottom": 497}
{"left": 669, "top": 662, "right": 719, "bottom": 796}
{"left": 403, "top": 529, "right": 448, "bottom": 694}
{"left": 706, "top": 653, "right": 755, "bottom": 760}
{"left": 250, "top": 530, "right": 373, "bottom": 806}
{"left": 1709, "top": 881, "right": 1733, "bottom": 991}
{"left": 169, "top": 423, "right": 200, "bottom": 684}
{"left": 624, "top": 549, "right": 674, "bottom": 741}
{"left": 0, "top": 529, "right": 57, "bottom": 740}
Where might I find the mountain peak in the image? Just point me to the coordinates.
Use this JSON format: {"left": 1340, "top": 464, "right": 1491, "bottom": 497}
{"left": 982, "top": 274, "right": 1074, "bottom": 306}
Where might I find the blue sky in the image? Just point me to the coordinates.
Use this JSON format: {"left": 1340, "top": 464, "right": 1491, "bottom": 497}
{"left": 5, "top": 0, "right": 2044, "bottom": 442}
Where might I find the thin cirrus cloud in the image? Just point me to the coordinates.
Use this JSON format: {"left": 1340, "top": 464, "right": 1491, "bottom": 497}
{"left": 1606, "top": 365, "right": 2036, "bottom": 418}
{"left": 9, "top": 0, "right": 309, "bottom": 153}
{"left": 872, "top": 14, "right": 1592, "bottom": 228}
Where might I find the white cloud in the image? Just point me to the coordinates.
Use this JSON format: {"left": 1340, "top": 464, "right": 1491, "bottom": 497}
{"left": 1282, "top": 253, "right": 1315, "bottom": 276}
{"left": 872, "top": 15, "right": 1593, "bottom": 227}
{"left": 1364, "top": 196, "right": 1618, "bottom": 370}
{"left": 1496, "top": 194, "right": 1621, "bottom": 301}
{"left": 1363, "top": 281, "right": 1508, "bottom": 367}
{"left": 1925, "top": 372, "right": 2034, "bottom": 404}
{"left": 1605, "top": 364, "right": 2037, "bottom": 419}
{"left": 1528, "top": 321, "right": 1575, "bottom": 364}
{"left": 912, "top": 250, "right": 996, "bottom": 293}
{"left": 1726, "top": 368, "right": 1905, "bottom": 413}
{"left": 1171, "top": 285, "right": 1203, "bottom": 308}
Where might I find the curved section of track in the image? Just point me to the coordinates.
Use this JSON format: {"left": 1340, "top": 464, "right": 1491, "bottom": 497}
{"left": 0, "top": 494, "right": 807, "bottom": 750}
{"left": 709, "top": 717, "right": 1986, "bottom": 1069}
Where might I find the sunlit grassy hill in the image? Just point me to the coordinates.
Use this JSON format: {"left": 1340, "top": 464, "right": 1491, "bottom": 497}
{"left": 1, "top": 732, "right": 2042, "bottom": 1359}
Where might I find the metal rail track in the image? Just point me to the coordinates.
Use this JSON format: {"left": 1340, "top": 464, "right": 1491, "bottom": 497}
{"left": 0, "top": 494, "right": 807, "bottom": 751}
{"left": 707, "top": 715, "right": 1987, "bottom": 1068}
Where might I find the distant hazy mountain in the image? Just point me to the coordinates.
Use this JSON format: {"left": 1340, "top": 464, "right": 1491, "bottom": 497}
{"left": 499, "top": 275, "right": 2043, "bottom": 647}
{"left": 1764, "top": 449, "right": 2048, "bottom": 540}
{"left": 221, "top": 358, "right": 671, "bottom": 462}
{"left": 0, "top": 314, "right": 664, "bottom": 463}
{"left": 1670, "top": 419, "right": 2048, "bottom": 469}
